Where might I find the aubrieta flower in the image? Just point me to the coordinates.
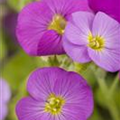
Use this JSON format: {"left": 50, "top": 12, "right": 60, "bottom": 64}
{"left": 16, "top": 0, "right": 90, "bottom": 56}
{"left": 0, "top": 79, "right": 11, "bottom": 120}
{"left": 63, "top": 12, "right": 120, "bottom": 72}
{"left": 88, "top": 0, "right": 120, "bottom": 23}
{"left": 16, "top": 67, "right": 93, "bottom": 120}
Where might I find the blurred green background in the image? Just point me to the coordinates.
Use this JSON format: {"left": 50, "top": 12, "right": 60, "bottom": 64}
{"left": 0, "top": 0, "right": 120, "bottom": 120}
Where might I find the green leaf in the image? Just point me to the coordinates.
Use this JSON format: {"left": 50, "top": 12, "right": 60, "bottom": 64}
{"left": 88, "top": 107, "right": 103, "bottom": 120}
{"left": 2, "top": 50, "right": 38, "bottom": 91}
{"left": 8, "top": 0, "right": 34, "bottom": 12}
{"left": 74, "top": 62, "right": 91, "bottom": 74}
{"left": 109, "top": 75, "right": 119, "bottom": 97}
{"left": 114, "top": 89, "right": 120, "bottom": 109}
{"left": 74, "top": 62, "right": 97, "bottom": 86}
{"left": 0, "top": 25, "right": 7, "bottom": 61}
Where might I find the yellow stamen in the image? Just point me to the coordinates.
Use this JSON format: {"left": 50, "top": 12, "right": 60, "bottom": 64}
{"left": 44, "top": 94, "right": 65, "bottom": 115}
{"left": 48, "top": 14, "right": 67, "bottom": 35}
{"left": 88, "top": 32, "right": 105, "bottom": 51}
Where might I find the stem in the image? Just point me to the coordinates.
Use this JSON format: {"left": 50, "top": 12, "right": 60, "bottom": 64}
{"left": 109, "top": 75, "right": 119, "bottom": 96}
{"left": 91, "top": 68, "right": 120, "bottom": 120}
{"left": 97, "top": 79, "right": 120, "bottom": 120}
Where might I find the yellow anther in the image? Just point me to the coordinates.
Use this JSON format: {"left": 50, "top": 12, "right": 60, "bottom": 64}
{"left": 48, "top": 14, "right": 67, "bottom": 35}
{"left": 88, "top": 32, "right": 105, "bottom": 51}
{"left": 45, "top": 94, "right": 65, "bottom": 115}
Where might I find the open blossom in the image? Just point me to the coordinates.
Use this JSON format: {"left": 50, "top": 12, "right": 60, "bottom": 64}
{"left": 88, "top": 0, "right": 120, "bottom": 23}
{"left": 63, "top": 12, "right": 120, "bottom": 72}
{"left": 16, "top": 0, "right": 90, "bottom": 56}
{"left": 16, "top": 67, "right": 93, "bottom": 120}
{"left": 0, "top": 79, "right": 11, "bottom": 120}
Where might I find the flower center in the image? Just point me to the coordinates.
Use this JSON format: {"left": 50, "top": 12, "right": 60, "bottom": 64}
{"left": 48, "top": 14, "right": 67, "bottom": 35}
{"left": 45, "top": 94, "right": 65, "bottom": 115}
{"left": 88, "top": 33, "right": 105, "bottom": 51}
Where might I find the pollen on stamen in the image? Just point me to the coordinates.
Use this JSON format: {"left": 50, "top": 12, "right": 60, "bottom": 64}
{"left": 44, "top": 94, "right": 65, "bottom": 115}
{"left": 48, "top": 14, "right": 67, "bottom": 35}
{"left": 88, "top": 32, "right": 105, "bottom": 51}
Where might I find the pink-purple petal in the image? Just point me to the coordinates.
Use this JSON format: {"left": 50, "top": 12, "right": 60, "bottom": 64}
{"left": 63, "top": 38, "right": 91, "bottom": 63}
{"left": 64, "top": 22, "right": 88, "bottom": 46}
{"left": 92, "top": 12, "right": 120, "bottom": 49}
{"left": 88, "top": 0, "right": 120, "bottom": 23}
{"left": 16, "top": 97, "right": 48, "bottom": 120}
{"left": 72, "top": 11, "right": 94, "bottom": 36}
{"left": 0, "top": 79, "right": 11, "bottom": 103}
{"left": 54, "top": 71, "right": 93, "bottom": 119}
{"left": 88, "top": 48, "right": 120, "bottom": 72}
{"left": 62, "top": 105, "right": 86, "bottom": 120}
{"left": 89, "top": 12, "right": 120, "bottom": 72}
{"left": 63, "top": 12, "right": 95, "bottom": 63}
{"left": 37, "top": 30, "right": 65, "bottom": 55}
{"left": 27, "top": 67, "right": 67, "bottom": 101}
{"left": 16, "top": 1, "right": 53, "bottom": 55}
{"left": 0, "top": 103, "right": 8, "bottom": 120}
{"left": 64, "top": 12, "right": 94, "bottom": 45}
{"left": 44, "top": 0, "right": 91, "bottom": 18}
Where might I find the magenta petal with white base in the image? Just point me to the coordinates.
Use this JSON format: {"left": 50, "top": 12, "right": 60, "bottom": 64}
{"left": 63, "top": 38, "right": 91, "bottom": 63}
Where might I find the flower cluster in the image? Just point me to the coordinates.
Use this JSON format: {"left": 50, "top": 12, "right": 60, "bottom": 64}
{"left": 16, "top": 0, "right": 120, "bottom": 72}
{"left": 16, "top": 0, "right": 120, "bottom": 120}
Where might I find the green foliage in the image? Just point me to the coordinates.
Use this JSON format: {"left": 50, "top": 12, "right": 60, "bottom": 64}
{"left": 0, "top": 27, "right": 7, "bottom": 60}
{"left": 7, "top": 0, "right": 34, "bottom": 12}
{"left": 2, "top": 50, "right": 38, "bottom": 90}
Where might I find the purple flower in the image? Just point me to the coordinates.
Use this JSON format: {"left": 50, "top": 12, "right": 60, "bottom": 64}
{"left": 63, "top": 12, "right": 120, "bottom": 72}
{"left": 16, "top": 0, "right": 90, "bottom": 56}
{"left": 16, "top": 67, "right": 93, "bottom": 120}
{"left": 0, "top": 79, "right": 11, "bottom": 120}
{"left": 88, "top": 0, "right": 120, "bottom": 23}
